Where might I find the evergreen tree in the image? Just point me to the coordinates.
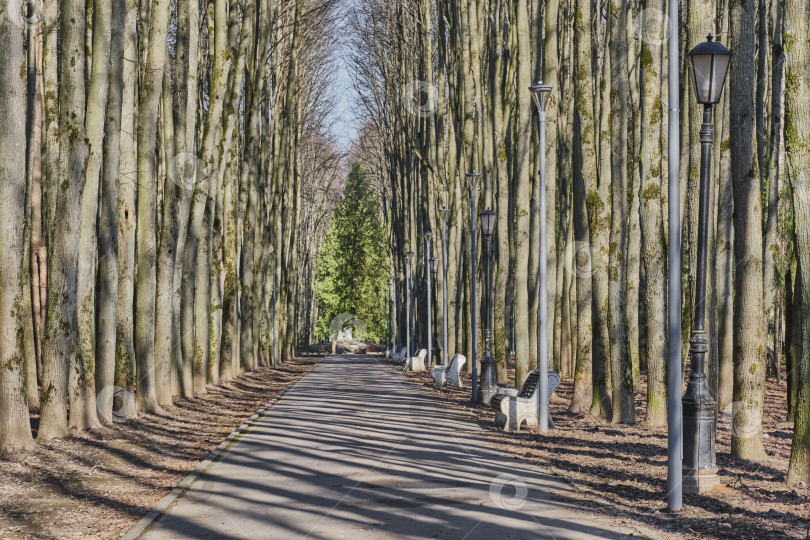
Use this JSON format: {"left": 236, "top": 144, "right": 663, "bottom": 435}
{"left": 314, "top": 163, "right": 390, "bottom": 342}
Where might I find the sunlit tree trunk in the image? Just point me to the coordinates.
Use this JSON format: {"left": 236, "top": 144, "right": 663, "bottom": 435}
{"left": 172, "top": 0, "right": 200, "bottom": 398}
{"left": 588, "top": 38, "right": 613, "bottom": 421}
{"left": 40, "top": 0, "right": 89, "bottom": 440}
{"left": 183, "top": 0, "right": 232, "bottom": 392}
{"left": 568, "top": 0, "right": 595, "bottom": 414}
{"left": 0, "top": 3, "right": 36, "bottom": 454}
{"left": 134, "top": 0, "right": 172, "bottom": 413}
{"left": 607, "top": 0, "right": 634, "bottom": 425}
{"left": 729, "top": 0, "right": 767, "bottom": 461}
{"left": 96, "top": 0, "right": 126, "bottom": 423}
{"left": 638, "top": 0, "right": 667, "bottom": 425}
{"left": 785, "top": 0, "right": 810, "bottom": 484}
{"left": 115, "top": 0, "right": 138, "bottom": 405}
{"left": 72, "top": 0, "right": 112, "bottom": 431}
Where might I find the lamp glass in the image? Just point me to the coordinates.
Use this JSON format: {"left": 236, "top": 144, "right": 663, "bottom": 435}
{"left": 479, "top": 209, "right": 497, "bottom": 236}
{"left": 429, "top": 257, "right": 439, "bottom": 274}
{"left": 688, "top": 36, "right": 731, "bottom": 105}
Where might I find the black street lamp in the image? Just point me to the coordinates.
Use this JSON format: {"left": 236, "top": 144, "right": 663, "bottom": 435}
{"left": 479, "top": 208, "right": 498, "bottom": 405}
{"left": 467, "top": 171, "right": 481, "bottom": 403}
{"left": 429, "top": 256, "right": 440, "bottom": 364}
{"left": 683, "top": 33, "right": 730, "bottom": 495}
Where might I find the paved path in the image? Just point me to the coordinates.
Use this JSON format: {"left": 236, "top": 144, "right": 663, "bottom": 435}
{"left": 138, "top": 355, "right": 644, "bottom": 539}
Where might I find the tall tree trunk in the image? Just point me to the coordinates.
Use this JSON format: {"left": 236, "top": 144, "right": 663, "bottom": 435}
{"left": 729, "top": 0, "right": 767, "bottom": 461}
{"left": 72, "top": 0, "right": 112, "bottom": 432}
{"left": 716, "top": 88, "right": 735, "bottom": 412}
{"left": 25, "top": 1, "right": 42, "bottom": 408}
{"left": 40, "top": 0, "right": 89, "bottom": 441}
{"left": 589, "top": 36, "right": 613, "bottom": 421}
{"left": 638, "top": 0, "right": 668, "bottom": 426}
{"left": 785, "top": 0, "right": 810, "bottom": 484}
{"left": 182, "top": 0, "right": 232, "bottom": 394}
{"left": 135, "top": 0, "right": 172, "bottom": 413}
{"left": 569, "top": 0, "right": 595, "bottom": 414}
{"left": 0, "top": 3, "right": 35, "bottom": 454}
{"left": 96, "top": 0, "right": 126, "bottom": 423}
{"left": 115, "top": 0, "right": 138, "bottom": 402}
{"left": 154, "top": 64, "right": 177, "bottom": 406}
{"left": 172, "top": 0, "right": 200, "bottom": 398}
{"left": 513, "top": 0, "right": 534, "bottom": 389}
{"left": 607, "top": 0, "right": 634, "bottom": 424}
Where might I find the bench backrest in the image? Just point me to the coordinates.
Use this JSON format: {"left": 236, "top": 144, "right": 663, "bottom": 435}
{"left": 449, "top": 354, "right": 466, "bottom": 371}
{"left": 416, "top": 349, "right": 427, "bottom": 359}
{"left": 518, "top": 370, "right": 540, "bottom": 398}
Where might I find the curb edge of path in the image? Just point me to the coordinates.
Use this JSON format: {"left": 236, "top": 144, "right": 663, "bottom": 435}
{"left": 120, "top": 365, "right": 315, "bottom": 540}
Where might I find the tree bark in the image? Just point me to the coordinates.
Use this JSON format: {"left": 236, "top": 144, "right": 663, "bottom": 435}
{"left": 785, "top": 0, "right": 810, "bottom": 484}
{"left": 72, "top": 0, "right": 113, "bottom": 431}
{"left": 729, "top": 0, "right": 767, "bottom": 461}
{"left": 40, "top": 0, "right": 90, "bottom": 441}
{"left": 0, "top": 3, "right": 36, "bottom": 454}
{"left": 568, "top": 0, "right": 595, "bottom": 414}
{"left": 115, "top": 0, "right": 138, "bottom": 402}
{"left": 134, "top": 0, "right": 172, "bottom": 413}
{"left": 638, "top": 0, "right": 668, "bottom": 425}
{"left": 96, "top": 0, "right": 126, "bottom": 423}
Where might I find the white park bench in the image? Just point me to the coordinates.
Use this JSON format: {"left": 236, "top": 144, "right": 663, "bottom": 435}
{"left": 405, "top": 349, "right": 428, "bottom": 372}
{"left": 390, "top": 347, "right": 407, "bottom": 364}
{"left": 490, "top": 369, "right": 562, "bottom": 431}
{"left": 432, "top": 354, "right": 467, "bottom": 388}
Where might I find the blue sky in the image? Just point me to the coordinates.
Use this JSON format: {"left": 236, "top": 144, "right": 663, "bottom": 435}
{"left": 329, "top": 0, "right": 360, "bottom": 152}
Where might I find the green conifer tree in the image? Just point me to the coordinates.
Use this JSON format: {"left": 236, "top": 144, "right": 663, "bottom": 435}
{"left": 314, "top": 164, "right": 390, "bottom": 342}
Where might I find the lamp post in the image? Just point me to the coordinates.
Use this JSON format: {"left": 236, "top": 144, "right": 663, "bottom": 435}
{"left": 666, "top": 0, "right": 683, "bottom": 511}
{"left": 425, "top": 231, "right": 433, "bottom": 369}
{"left": 479, "top": 209, "right": 498, "bottom": 405}
{"left": 270, "top": 250, "right": 277, "bottom": 369}
{"left": 388, "top": 278, "right": 394, "bottom": 351}
{"left": 405, "top": 252, "right": 413, "bottom": 362}
{"left": 682, "top": 34, "right": 730, "bottom": 495}
{"left": 467, "top": 171, "right": 481, "bottom": 403}
{"left": 429, "top": 257, "right": 440, "bottom": 364}
{"left": 439, "top": 208, "right": 450, "bottom": 368}
{"left": 530, "top": 80, "right": 553, "bottom": 432}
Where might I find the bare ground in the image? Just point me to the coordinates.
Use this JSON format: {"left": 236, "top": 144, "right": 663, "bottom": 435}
{"left": 0, "top": 355, "right": 322, "bottom": 540}
{"left": 397, "top": 362, "right": 810, "bottom": 540}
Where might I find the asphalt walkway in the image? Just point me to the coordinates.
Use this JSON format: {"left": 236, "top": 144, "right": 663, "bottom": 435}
{"left": 137, "top": 354, "right": 645, "bottom": 539}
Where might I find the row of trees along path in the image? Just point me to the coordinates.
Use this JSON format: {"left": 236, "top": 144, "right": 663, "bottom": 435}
{"left": 0, "top": 0, "right": 809, "bottom": 492}
{"left": 347, "top": 0, "right": 810, "bottom": 484}
{"left": 0, "top": 0, "right": 345, "bottom": 455}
